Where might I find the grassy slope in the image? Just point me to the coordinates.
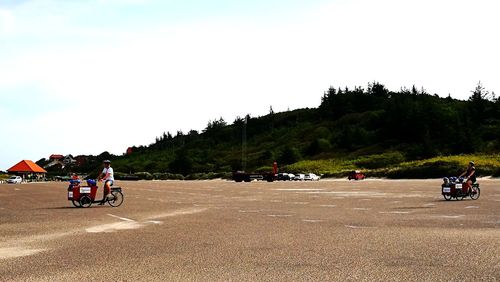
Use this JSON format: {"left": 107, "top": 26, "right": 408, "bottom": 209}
{"left": 286, "top": 153, "right": 500, "bottom": 179}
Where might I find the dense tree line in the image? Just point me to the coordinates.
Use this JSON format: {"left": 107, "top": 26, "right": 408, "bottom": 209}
{"left": 42, "top": 82, "right": 499, "bottom": 177}
{"left": 319, "top": 82, "right": 499, "bottom": 158}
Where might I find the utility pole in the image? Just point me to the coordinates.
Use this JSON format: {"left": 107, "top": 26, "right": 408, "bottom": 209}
{"left": 241, "top": 115, "right": 247, "bottom": 172}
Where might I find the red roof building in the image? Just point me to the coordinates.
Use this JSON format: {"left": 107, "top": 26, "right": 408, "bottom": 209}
{"left": 7, "top": 160, "right": 47, "bottom": 180}
{"left": 49, "top": 154, "right": 64, "bottom": 160}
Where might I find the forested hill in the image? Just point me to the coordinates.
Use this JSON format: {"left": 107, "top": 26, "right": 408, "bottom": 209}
{"left": 103, "top": 82, "right": 499, "bottom": 179}
{"left": 37, "top": 82, "right": 499, "bottom": 179}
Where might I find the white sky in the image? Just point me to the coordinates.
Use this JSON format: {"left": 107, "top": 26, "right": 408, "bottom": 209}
{"left": 0, "top": 0, "right": 499, "bottom": 170}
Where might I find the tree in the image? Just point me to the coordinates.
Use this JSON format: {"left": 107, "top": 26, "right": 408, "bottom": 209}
{"left": 233, "top": 116, "right": 245, "bottom": 126}
{"left": 204, "top": 117, "right": 227, "bottom": 132}
{"left": 169, "top": 149, "right": 193, "bottom": 175}
{"left": 306, "top": 138, "right": 331, "bottom": 155}
{"left": 279, "top": 146, "right": 301, "bottom": 165}
{"left": 98, "top": 151, "right": 112, "bottom": 162}
{"left": 368, "top": 82, "right": 389, "bottom": 98}
{"left": 469, "top": 81, "right": 489, "bottom": 124}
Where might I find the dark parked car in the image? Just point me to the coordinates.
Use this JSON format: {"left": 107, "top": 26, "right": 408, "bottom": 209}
{"left": 277, "top": 173, "right": 293, "bottom": 181}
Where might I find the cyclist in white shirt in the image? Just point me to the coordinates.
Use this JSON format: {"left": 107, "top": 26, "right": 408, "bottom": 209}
{"left": 97, "top": 160, "right": 114, "bottom": 205}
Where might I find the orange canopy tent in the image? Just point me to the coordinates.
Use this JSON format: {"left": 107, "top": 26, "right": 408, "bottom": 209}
{"left": 7, "top": 160, "right": 47, "bottom": 181}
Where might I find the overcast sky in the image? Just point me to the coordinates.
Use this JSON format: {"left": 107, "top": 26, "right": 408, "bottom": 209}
{"left": 0, "top": 0, "right": 499, "bottom": 170}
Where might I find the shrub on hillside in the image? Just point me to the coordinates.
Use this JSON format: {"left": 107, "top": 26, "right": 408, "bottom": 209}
{"left": 386, "top": 160, "right": 461, "bottom": 179}
{"left": 354, "top": 152, "right": 405, "bottom": 169}
{"left": 135, "top": 172, "right": 154, "bottom": 180}
{"left": 151, "top": 173, "right": 183, "bottom": 180}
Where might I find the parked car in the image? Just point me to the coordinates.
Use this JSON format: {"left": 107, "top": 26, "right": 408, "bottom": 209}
{"left": 293, "top": 174, "right": 305, "bottom": 181}
{"left": 348, "top": 170, "right": 365, "bottom": 180}
{"left": 287, "top": 173, "right": 295, "bottom": 180}
{"left": 304, "top": 173, "right": 320, "bottom": 181}
{"left": 7, "top": 176, "right": 22, "bottom": 184}
{"left": 277, "top": 173, "right": 291, "bottom": 181}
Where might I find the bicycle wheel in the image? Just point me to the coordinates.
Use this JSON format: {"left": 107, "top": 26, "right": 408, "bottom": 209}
{"left": 443, "top": 194, "right": 452, "bottom": 201}
{"left": 79, "top": 195, "right": 92, "bottom": 208}
{"left": 108, "top": 191, "right": 124, "bottom": 207}
{"left": 470, "top": 187, "right": 480, "bottom": 200}
{"left": 72, "top": 200, "right": 81, "bottom": 208}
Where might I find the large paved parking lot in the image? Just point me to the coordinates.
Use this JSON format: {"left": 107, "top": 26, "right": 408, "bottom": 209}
{"left": 0, "top": 179, "right": 499, "bottom": 281}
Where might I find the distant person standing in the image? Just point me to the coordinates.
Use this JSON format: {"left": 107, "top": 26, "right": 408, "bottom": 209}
{"left": 97, "top": 160, "right": 114, "bottom": 205}
{"left": 459, "top": 161, "right": 476, "bottom": 192}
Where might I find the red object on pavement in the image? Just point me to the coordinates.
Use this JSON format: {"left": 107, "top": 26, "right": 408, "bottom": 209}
{"left": 348, "top": 170, "right": 365, "bottom": 180}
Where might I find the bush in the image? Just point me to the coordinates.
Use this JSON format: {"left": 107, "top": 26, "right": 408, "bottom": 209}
{"left": 386, "top": 160, "right": 461, "bottom": 179}
{"left": 279, "top": 146, "right": 301, "bottom": 165}
{"left": 306, "top": 138, "right": 332, "bottom": 155}
{"left": 354, "top": 152, "right": 405, "bottom": 169}
{"left": 255, "top": 166, "right": 273, "bottom": 173}
{"left": 284, "top": 159, "right": 355, "bottom": 175}
{"left": 135, "top": 172, "right": 154, "bottom": 180}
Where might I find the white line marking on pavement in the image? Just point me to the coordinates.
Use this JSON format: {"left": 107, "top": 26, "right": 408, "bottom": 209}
{"left": 301, "top": 191, "right": 387, "bottom": 197}
{"left": 107, "top": 214, "right": 135, "bottom": 222}
{"left": 86, "top": 221, "right": 142, "bottom": 233}
{"left": 465, "top": 206, "right": 479, "bottom": 209}
{"left": 303, "top": 219, "right": 324, "bottom": 223}
{"left": 0, "top": 231, "right": 78, "bottom": 260}
{"left": 379, "top": 211, "right": 411, "bottom": 214}
{"left": 145, "top": 220, "right": 162, "bottom": 225}
{"left": 267, "top": 214, "right": 293, "bottom": 217}
{"left": 90, "top": 208, "right": 208, "bottom": 233}
{"left": 345, "top": 225, "right": 374, "bottom": 229}
{"left": 147, "top": 207, "right": 208, "bottom": 219}
{"left": 434, "top": 215, "right": 465, "bottom": 219}
{"left": 0, "top": 247, "right": 45, "bottom": 260}
{"left": 274, "top": 189, "right": 324, "bottom": 191}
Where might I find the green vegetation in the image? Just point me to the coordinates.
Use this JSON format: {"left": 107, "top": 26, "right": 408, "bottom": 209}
{"left": 37, "top": 82, "right": 500, "bottom": 179}
{"left": 0, "top": 173, "right": 9, "bottom": 181}
{"left": 286, "top": 154, "right": 500, "bottom": 179}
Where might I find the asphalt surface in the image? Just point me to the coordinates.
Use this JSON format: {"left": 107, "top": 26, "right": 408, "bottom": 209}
{"left": 0, "top": 179, "right": 499, "bottom": 281}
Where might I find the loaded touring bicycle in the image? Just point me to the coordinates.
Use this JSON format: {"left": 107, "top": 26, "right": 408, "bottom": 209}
{"left": 67, "top": 179, "right": 124, "bottom": 208}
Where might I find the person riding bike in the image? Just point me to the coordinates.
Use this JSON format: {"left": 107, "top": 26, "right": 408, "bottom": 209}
{"left": 97, "top": 160, "right": 114, "bottom": 205}
{"left": 459, "top": 161, "right": 476, "bottom": 193}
